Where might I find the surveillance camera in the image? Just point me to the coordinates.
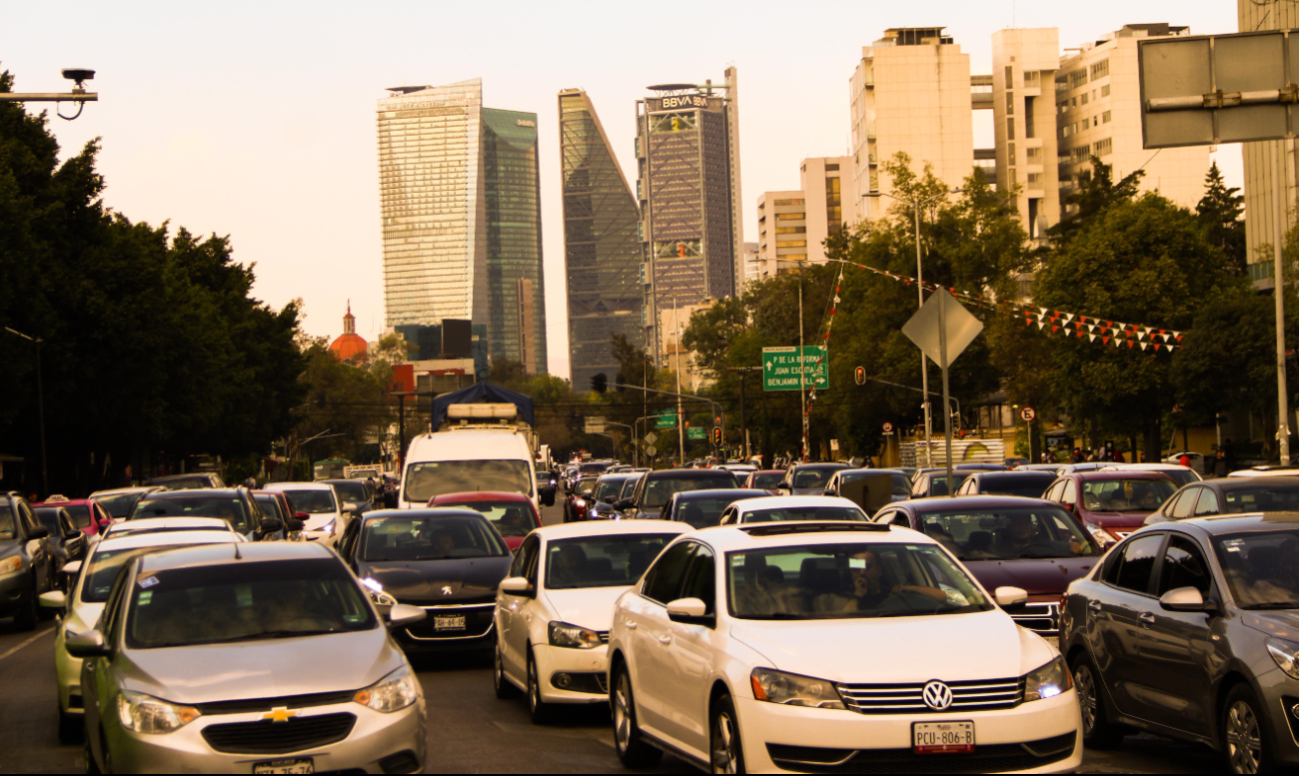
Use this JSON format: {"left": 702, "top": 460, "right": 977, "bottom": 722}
{"left": 61, "top": 69, "right": 95, "bottom": 83}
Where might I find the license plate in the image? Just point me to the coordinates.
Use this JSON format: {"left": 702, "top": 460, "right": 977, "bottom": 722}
{"left": 434, "top": 615, "right": 466, "bottom": 631}
{"left": 253, "top": 759, "right": 314, "bottom": 775}
{"left": 913, "top": 721, "right": 975, "bottom": 754}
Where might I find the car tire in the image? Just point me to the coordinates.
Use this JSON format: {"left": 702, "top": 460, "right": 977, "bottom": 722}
{"left": 710, "top": 693, "right": 746, "bottom": 774}
{"left": 58, "top": 708, "right": 81, "bottom": 744}
{"left": 493, "top": 639, "right": 518, "bottom": 700}
{"left": 611, "top": 663, "right": 662, "bottom": 769}
{"left": 13, "top": 583, "right": 38, "bottom": 632}
{"left": 1070, "top": 652, "right": 1124, "bottom": 750}
{"left": 1222, "top": 683, "right": 1274, "bottom": 775}
{"left": 526, "top": 650, "right": 553, "bottom": 724}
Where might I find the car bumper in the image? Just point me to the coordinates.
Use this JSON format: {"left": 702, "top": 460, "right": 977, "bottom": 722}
{"left": 0, "top": 570, "right": 28, "bottom": 617}
{"left": 395, "top": 620, "right": 495, "bottom": 653}
{"left": 533, "top": 644, "right": 609, "bottom": 705}
{"left": 737, "top": 690, "right": 1083, "bottom": 774}
{"left": 1255, "top": 668, "right": 1299, "bottom": 765}
{"left": 105, "top": 699, "right": 426, "bottom": 774}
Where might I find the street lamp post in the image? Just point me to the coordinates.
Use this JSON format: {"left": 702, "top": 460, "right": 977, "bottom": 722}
{"left": 0, "top": 69, "right": 99, "bottom": 121}
{"left": 5, "top": 328, "right": 47, "bottom": 495}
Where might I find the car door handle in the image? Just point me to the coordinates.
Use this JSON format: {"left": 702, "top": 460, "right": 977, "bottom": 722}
{"left": 1138, "top": 612, "right": 1156, "bottom": 626}
{"left": 657, "top": 634, "right": 673, "bottom": 645}
{"left": 626, "top": 621, "right": 638, "bottom": 630}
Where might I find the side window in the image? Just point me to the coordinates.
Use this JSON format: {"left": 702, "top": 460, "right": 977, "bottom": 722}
{"left": 1169, "top": 489, "right": 1198, "bottom": 519}
{"left": 642, "top": 542, "right": 695, "bottom": 604}
{"left": 1062, "top": 481, "right": 1078, "bottom": 506}
{"left": 523, "top": 539, "right": 541, "bottom": 587}
{"left": 61, "top": 512, "right": 78, "bottom": 537}
{"left": 1194, "top": 490, "right": 1221, "bottom": 517}
{"left": 509, "top": 536, "right": 536, "bottom": 579}
{"left": 679, "top": 546, "right": 716, "bottom": 614}
{"left": 1044, "top": 481, "right": 1064, "bottom": 502}
{"left": 719, "top": 507, "right": 737, "bottom": 526}
{"left": 98, "top": 560, "right": 134, "bottom": 641}
{"left": 1109, "top": 534, "right": 1165, "bottom": 595}
{"left": 890, "top": 512, "right": 912, "bottom": 528}
{"left": 1157, "top": 535, "right": 1212, "bottom": 597}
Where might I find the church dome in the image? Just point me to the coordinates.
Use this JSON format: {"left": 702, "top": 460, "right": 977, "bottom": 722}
{"left": 329, "top": 304, "right": 369, "bottom": 363}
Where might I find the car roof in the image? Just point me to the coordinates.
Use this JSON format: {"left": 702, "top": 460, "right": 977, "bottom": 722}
{"left": 358, "top": 507, "right": 487, "bottom": 524}
{"left": 431, "top": 491, "right": 532, "bottom": 502}
{"left": 147, "top": 474, "right": 213, "bottom": 482}
{"left": 1071, "top": 470, "right": 1174, "bottom": 481}
{"left": 90, "top": 487, "right": 162, "bottom": 497}
{"left": 531, "top": 519, "right": 692, "bottom": 541}
{"left": 1168, "top": 512, "right": 1299, "bottom": 535}
{"left": 645, "top": 469, "right": 737, "bottom": 479}
{"left": 137, "top": 540, "right": 334, "bottom": 573}
{"left": 139, "top": 488, "right": 246, "bottom": 499}
{"left": 265, "top": 482, "right": 334, "bottom": 491}
{"left": 900, "top": 495, "right": 1059, "bottom": 513}
{"left": 96, "top": 529, "right": 243, "bottom": 552}
{"left": 688, "top": 522, "right": 918, "bottom": 552}
{"left": 107, "top": 517, "right": 236, "bottom": 534}
{"left": 749, "top": 470, "right": 786, "bottom": 476}
{"left": 732, "top": 495, "right": 862, "bottom": 512}
{"left": 790, "top": 463, "right": 848, "bottom": 470}
{"left": 975, "top": 471, "right": 1057, "bottom": 480}
{"left": 1212, "top": 477, "right": 1299, "bottom": 490}
{"left": 673, "top": 488, "right": 764, "bottom": 501}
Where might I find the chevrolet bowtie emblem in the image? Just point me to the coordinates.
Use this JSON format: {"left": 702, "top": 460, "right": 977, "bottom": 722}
{"left": 262, "top": 707, "right": 297, "bottom": 723}
{"left": 441, "top": 586, "right": 453, "bottom": 596}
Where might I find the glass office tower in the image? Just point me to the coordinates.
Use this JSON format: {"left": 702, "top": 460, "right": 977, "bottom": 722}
{"left": 558, "top": 89, "right": 644, "bottom": 392}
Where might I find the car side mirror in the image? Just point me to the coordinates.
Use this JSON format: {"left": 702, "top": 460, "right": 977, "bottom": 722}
{"left": 39, "top": 590, "right": 67, "bottom": 611}
{"left": 387, "top": 603, "right": 426, "bottom": 629}
{"left": 666, "top": 597, "right": 714, "bottom": 626}
{"left": 995, "top": 586, "right": 1029, "bottom": 608}
{"left": 28, "top": 525, "right": 49, "bottom": 540}
{"left": 258, "top": 517, "right": 283, "bottom": 537}
{"left": 343, "top": 502, "right": 360, "bottom": 514}
{"left": 616, "top": 499, "right": 635, "bottom": 510}
{"left": 61, "top": 560, "right": 82, "bottom": 577}
{"left": 295, "top": 512, "right": 311, "bottom": 520}
{"left": 500, "top": 576, "right": 534, "bottom": 596}
{"left": 1159, "top": 586, "right": 1210, "bottom": 612}
{"left": 286, "top": 518, "right": 305, "bottom": 532}
{"left": 64, "top": 630, "right": 111, "bottom": 659}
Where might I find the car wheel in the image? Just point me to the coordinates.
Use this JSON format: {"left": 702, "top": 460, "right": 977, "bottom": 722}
{"left": 526, "top": 650, "right": 553, "bottom": 724}
{"left": 1222, "top": 684, "right": 1274, "bottom": 774}
{"left": 58, "top": 707, "right": 81, "bottom": 743}
{"left": 710, "top": 693, "right": 745, "bottom": 774}
{"left": 13, "top": 582, "right": 38, "bottom": 631}
{"left": 1070, "top": 652, "right": 1123, "bottom": 750}
{"left": 611, "top": 664, "right": 662, "bottom": 769}
{"left": 493, "top": 638, "right": 518, "bottom": 700}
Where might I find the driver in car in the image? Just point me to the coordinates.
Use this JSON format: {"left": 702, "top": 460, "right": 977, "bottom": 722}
{"left": 816, "top": 550, "right": 949, "bottom": 612}
{"left": 548, "top": 545, "right": 588, "bottom": 586}
{"left": 998, "top": 513, "right": 1085, "bottom": 556}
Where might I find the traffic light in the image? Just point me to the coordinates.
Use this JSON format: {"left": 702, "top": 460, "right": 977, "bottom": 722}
{"left": 712, "top": 427, "right": 723, "bottom": 446}
{"left": 591, "top": 373, "right": 608, "bottom": 393}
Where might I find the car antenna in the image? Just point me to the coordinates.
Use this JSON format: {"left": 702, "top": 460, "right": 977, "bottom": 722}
{"left": 234, "top": 542, "right": 242, "bottom": 560}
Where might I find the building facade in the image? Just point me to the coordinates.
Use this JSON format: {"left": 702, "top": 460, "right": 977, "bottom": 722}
{"left": 992, "top": 28, "right": 1062, "bottom": 242}
{"left": 558, "top": 89, "right": 645, "bottom": 392}
{"left": 755, "top": 157, "right": 855, "bottom": 278}
{"left": 377, "top": 79, "right": 546, "bottom": 374}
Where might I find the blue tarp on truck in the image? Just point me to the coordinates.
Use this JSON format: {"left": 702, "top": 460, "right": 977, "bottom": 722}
{"left": 431, "top": 382, "right": 535, "bottom": 429}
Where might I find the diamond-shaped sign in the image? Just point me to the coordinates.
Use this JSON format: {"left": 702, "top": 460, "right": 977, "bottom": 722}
{"left": 902, "top": 289, "right": 983, "bottom": 367}
{"left": 644, "top": 432, "right": 658, "bottom": 447}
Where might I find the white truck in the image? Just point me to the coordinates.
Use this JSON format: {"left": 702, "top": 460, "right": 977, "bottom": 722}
{"left": 398, "top": 403, "right": 538, "bottom": 509}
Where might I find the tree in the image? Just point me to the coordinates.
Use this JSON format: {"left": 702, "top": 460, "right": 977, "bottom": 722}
{"left": 1196, "top": 162, "right": 1246, "bottom": 276}
{"left": 1046, "top": 157, "right": 1144, "bottom": 247}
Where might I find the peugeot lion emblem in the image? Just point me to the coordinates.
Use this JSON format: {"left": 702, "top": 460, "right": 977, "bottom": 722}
{"left": 922, "top": 681, "right": 954, "bottom": 711}
{"left": 441, "top": 586, "right": 453, "bottom": 597}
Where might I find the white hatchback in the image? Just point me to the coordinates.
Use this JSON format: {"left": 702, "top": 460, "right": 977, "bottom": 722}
{"left": 717, "top": 496, "right": 869, "bottom": 525}
{"left": 265, "top": 482, "right": 352, "bottom": 545}
{"left": 606, "top": 522, "right": 1083, "bottom": 773}
{"left": 493, "top": 520, "right": 691, "bottom": 723}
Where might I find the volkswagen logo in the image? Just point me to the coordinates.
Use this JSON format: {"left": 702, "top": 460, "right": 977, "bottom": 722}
{"left": 922, "top": 681, "right": 954, "bottom": 711}
{"left": 441, "top": 586, "right": 453, "bottom": 597}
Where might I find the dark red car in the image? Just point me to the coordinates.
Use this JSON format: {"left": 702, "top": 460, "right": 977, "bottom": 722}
{"left": 742, "top": 470, "right": 786, "bottom": 495}
{"left": 1041, "top": 470, "right": 1178, "bottom": 547}
{"left": 34, "top": 498, "right": 112, "bottom": 539}
{"left": 872, "top": 495, "right": 1104, "bottom": 636}
{"left": 427, "top": 491, "right": 541, "bottom": 551}
{"left": 563, "top": 476, "right": 600, "bottom": 523}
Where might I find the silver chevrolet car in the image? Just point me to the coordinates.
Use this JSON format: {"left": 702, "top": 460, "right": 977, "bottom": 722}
{"left": 69, "top": 542, "right": 428, "bottom": 774}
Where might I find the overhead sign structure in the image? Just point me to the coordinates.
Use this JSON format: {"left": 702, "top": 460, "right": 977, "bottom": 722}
{"left": 762, "top": 346, "right": 829, "bottom": 392}
{"left": 1020, "top": 407, "right": 1037, "bottom": 423}
{"left": 583, "top": 417, "right": 607, "bottom": 435}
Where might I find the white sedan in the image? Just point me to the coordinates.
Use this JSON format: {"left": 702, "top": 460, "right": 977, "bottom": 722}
{"left": 264, "top": 482, "right": 354, "bottom": 545}
{"left": 40, "top": 528, "right": 243, "bottom": 742}
{"left": 718, "top": 495, "right": 869, "bottom": 525}
{"left": 607, "top": 522, "right": 1083, "bottom": 773}
{"left": 493, "top": 520, "right": 691, "bottom": 723}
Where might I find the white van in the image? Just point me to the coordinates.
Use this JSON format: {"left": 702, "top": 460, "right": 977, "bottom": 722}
{"left": 398, "top": 404, "right": 538, "bottom": 509}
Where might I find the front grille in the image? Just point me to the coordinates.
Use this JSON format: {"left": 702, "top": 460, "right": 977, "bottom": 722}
{"left": 201, "top": 712, "right": 356, "bottom": 754}
{"left": 766, "top": 732, "right": 1075, "bottom": 774}
{"left": 1003, "top": 601, "right": 1061, "bottom": 634}
{"left": 193, "top": 690, "right": 356, "bottom": 716}
{"left": 837, "top": 678, "right": 1024, "bottom": 715}
{"left": 404, "top": 607, "right": 494, "bottom": 639}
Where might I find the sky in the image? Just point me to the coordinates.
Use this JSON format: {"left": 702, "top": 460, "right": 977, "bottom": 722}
{"left": 4, "top": 0, "right": 1242, "bottom": 381}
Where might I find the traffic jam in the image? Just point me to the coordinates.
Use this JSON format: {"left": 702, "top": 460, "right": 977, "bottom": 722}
{"left": 4, "top": 392, "right": 1299, "bottom": 774}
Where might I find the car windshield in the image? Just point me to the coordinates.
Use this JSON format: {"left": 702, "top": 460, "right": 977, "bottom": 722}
{"left": 751, "top": 473, "right": 783, "bottom": 489}
{"left": 793, "top": 468, "right": 839, "bottom": 489}
{"left": 644, "top": 475, "right": 739, "bottom": 508}
{"left": 63, "top": 504, "right": 93, "bottom": 529}
{"left": 594, "top": 478, "right": 630, "bottom": 501}
{"left": 83, "top": 547, "right": 170, "bottom": 602}
{"left": 728, "top": 542, "right": 994, "bottom": 619}
{"left": 976, "top": 474, "right": 1056, "bottom": 498}
{"left": 575, "top": 479, "right": 598, "bottom": 497}
{"left": 743, "top": 506, "right": 867, "bottom": 523}
{"left": 35, "top": 509, "right": 63, "bottom": 536}
{"left": 126, "top": 558, "right": 376, "bottom": 649}
{"left": 1081, "top": 479, "right": 1176, "bottom": 512}
{"left": 581, "top": 463, "right": 610, "bottom": 475}
{"left": 840, "top": 472, "right": 912, "bottom": 497}
{"left": 620, "top": 478, "right": 641, "bottom": 499}
{"left": 404, "top": 460, "right": 531, "bottom": 502}
{"left": 132, "top": 497, "right": 252, "bottom": 533}
{"left": 434, "top": 500, "right": 535, "bottom": 538}
{"left": 926, "top": 473, "right": 971, "bottom": 496}
{"left": 545, "top": 534, "right": 675, "bottom": 590}
{"left": 329, "top": 481, "right": 371, "bottom": 504}
{"left": 254, "top": 497, "right": 285, "bottom": 521}
{"left": 916, "top": 507, "right": 1099, "bottom": 560}
{"left": 278, "top": 489, "right": 337, "bottom": 515}
{"left": 361, "top": 514, "right": 507, "bottom": 561}
{"left": 1222, "top": 484, "right": 1299, "bottom": 513}
{"left": 1214, "top": 529, "right": 1299, "bottom": 609}
{"left": 675, "top": 496, "right": 759, "bottom": 529}
{"left": 95, "top": 493, "right": 147, "bottom": 519}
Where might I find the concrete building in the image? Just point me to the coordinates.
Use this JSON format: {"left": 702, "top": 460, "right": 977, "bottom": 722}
{"left": 659, "top": 300, "right": 716, "bottom": 392}
{"left": 1055, "top": 25, "right": 1209, "bottom": 218}
{"left": 636, "top": 69, "right": 743, "bottom": 362}
{"left": 740, "top": 242, "right": 760, "bottom": 288}
{"left": 557, "top": 89, "right": 644, "bottom": 392}
{"left": 850, "top": 28, "right": 975, "bottom": 222}
{"left": 755, "top": 157, "right": 856, "bottom": 278}
{"left": 377, "top": 79, "right": 547, "bottom": 374}
{"left": 756, "top": 190, "right": 805, "bottom": 278}
{"left": 992, "top": 28, "right": 1062, "bottom": 242}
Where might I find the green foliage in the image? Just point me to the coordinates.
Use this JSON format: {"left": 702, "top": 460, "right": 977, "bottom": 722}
{"left": 1196, "top": 162, "right": 1246, "bottom": 277}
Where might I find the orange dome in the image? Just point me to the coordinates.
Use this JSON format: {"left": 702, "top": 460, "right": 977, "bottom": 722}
{"left": 329, "top": 303, "right": 368, "bottom": 363}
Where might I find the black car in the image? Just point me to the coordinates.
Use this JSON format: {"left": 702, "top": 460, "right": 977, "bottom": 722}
{"left": 143, "top": 472, "right": 225, "bottom": 490}
{"left": 662, "top": 489, "right": 770, "bottom": 529}
{"left": 617, "top": 469, "right": 740, "bottom": 520}
{"left": 1144, "top": 476, "right": 1299, "bottom": 525}
{"left": 323, "top": 478, "right": 375, "bottom": 513}
{"left": 956, "top": 471, "right": 1058, "bottom": 499}
{"left": 588, "top": 474, "right": 638, "bottom": 520}
{"left": 777, "top": 463, "right": 850, "bottom": 496}
{"left": 0, "top": 492, "right": 58, "bottom": 630}
{"left": 338, "top": 508, "right": 513, "bottom": 652}
{"left": 129, "top": 488, "right": 282, "bottom": 540}
{"left": 33, "top": 507, "right": 88, "bottom": 588}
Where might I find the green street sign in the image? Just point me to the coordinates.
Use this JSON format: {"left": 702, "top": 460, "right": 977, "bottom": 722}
{"left": 687, "top": 427, "right": 706, "bottom": 441}
{"left": 654, "top": 412, "right": 678, "bottom": 429}
{"left": 762, "top": 346, "right": 829, "bottom": 392}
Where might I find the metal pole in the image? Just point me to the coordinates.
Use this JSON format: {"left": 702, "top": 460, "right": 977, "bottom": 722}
{"left": 35, "top": 338, "right": 47, "bottom": 495}
{"left": 397, "top": 396, "right": 406, "bottom": 473}
{"left": 739, "top": 373, "right": 747, "bottom": 461}
{"left": 675, "top": 298, "right": 685, "bottom": 467}
{"left": 939, "top": 293, "right": 955, "bottom": 496}
{"left": 1276, "top": 240, "right": 1291, "bottom": 465}
{"left": 916, "top": 201, "right": 933, "bottom": 468}
{"left": 799, "top": 280, "right": 808, "bottom": 462}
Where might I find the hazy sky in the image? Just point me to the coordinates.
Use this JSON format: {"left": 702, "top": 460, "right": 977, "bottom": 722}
{"left": 4, "top": 1, "right": 1241, "bottom": 380}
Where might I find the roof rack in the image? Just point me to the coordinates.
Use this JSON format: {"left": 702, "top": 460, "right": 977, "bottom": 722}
{"left": 739, "top": 521, "right": 891, "bottom": 537}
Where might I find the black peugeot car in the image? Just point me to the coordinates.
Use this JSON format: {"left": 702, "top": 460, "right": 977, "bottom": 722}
{"left": 0, "top": 491, "right": 59, "bottom": 630}
{"left": 339, "top": 508, "right": 513, "bottom": 652}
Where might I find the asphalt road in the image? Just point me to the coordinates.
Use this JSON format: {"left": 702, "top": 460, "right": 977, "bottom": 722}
{"left": 0, "top": 502, "right": 1226, "bottom": 774}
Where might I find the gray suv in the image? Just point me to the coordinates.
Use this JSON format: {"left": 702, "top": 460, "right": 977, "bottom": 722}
{"left": 0, "top": 491, "right": 58, "bottom": 630}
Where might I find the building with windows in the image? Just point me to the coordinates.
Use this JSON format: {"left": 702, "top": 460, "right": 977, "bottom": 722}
{"left": 991, "top": 28, "right": 1062, "bottom": 243}
{"left": 558, "top": 89, "right": 645, "bottom": 391}
{"left": 377, "top": 79, "right": 547, "bottom": 374}
{"left": 755, "top": 157, "right": 855, "bottom": 277}
{"left": 636, "top": 69, "right": 743, "bottom": 361}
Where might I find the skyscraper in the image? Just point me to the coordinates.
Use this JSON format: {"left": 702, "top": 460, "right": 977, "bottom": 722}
{"left": 377, "top": 79, "right": 547, "bottom": 373}
{"left": 636, "top": 69, "right": 742, "bottom": 361}
{"left": 558, "top": 89, "right": 644, "bottom": 392}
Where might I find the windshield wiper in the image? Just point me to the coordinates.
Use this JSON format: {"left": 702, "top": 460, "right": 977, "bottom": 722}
{"left": 1243, "top": 601, "right": 1299, "bottom": 610}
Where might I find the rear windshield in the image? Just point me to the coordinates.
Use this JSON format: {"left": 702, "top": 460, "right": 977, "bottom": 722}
{"left": 643, "top": 474, "right": 739, "bottom": 508}
{"left": 132, "top": 496, "right": 252, "bottom": 533}
{"left": 63, "top": 504, "right": 93, "bottom": 529}
{"left": 793, "top": 468, "right": 841, "bottom": 489}
{"left": 674, "top": 495, "right": 764, "bottom": 529}
{"left": 916, "top": 506, "right": 1099, "bottom": 560}
{"left": 1081, "top": 479, "right": 1177, "bottom": 512}
{"left": 594, "top": 478, "right": 631, "bottom": 502}
{"left": 277, "top": 489, "right": 337, "bottom": 515}
{"left": 750, "top": 473, "right": 784, "bottom": 489}
{"left": 1222, "top": 484, "right": 1299, "bottom": 513}
{"left": 361, "top": 514, "right": 507, "bottom": 562}
{"left": 405, "top": 460, "right": 531, "bottom": 502}
{"left": 976, "top": 474, "right": 1056, "bottom": 498}
{"left": 432, "top": 500, "right": 536, "bottom": 538}
{"left": 840, "top": 472, "right": 912, "bottom": 497}
{"left": 95, "top": 493, "right": 147, "bottom": 520}
{"left": 254, "top": 496, "right": 285, "bottom": 521}
{"left": 927, "top": 473, "right": 971, "bottom": 496}
{"left": 546, "top": 535, "right": 675, "bottom": 589}
{"left": 329, "top": 481, "right": 371, "bottom": 504}
{"left": 742, "top": 506, "right": 868, "bottom": 524}
{"left": 126, "top": 558, "right": 376, "bottom": 649}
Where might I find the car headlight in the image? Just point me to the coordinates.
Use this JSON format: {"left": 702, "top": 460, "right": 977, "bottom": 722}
{"left": 353, "top": 666, "right": 419, "bottom": 713}
{"left": 1024, "top": 656, "right": 1073, "bottom": 702}
{"left": 116, "top": 690, "right": 200, "bottom": 734}
{"left": 549, "top": 621, "right": 602, "bottom": 649}
{"left": 1268, "top": 639, "right": 1299, "bottom": 680}
{"left": 0, "top": 556, "right": 21, "bottom": 575}
{"left": 1085, "top": 523, "right": 1114, "bottom": 546}
{"left": 750, "top": 669, "right": 846, "bottom": 710}
{"left": 573, "top": 499, "right": 586, "bottom": 509}
{"left": 314, "top": 520, "right": 335, "bottom": 535}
